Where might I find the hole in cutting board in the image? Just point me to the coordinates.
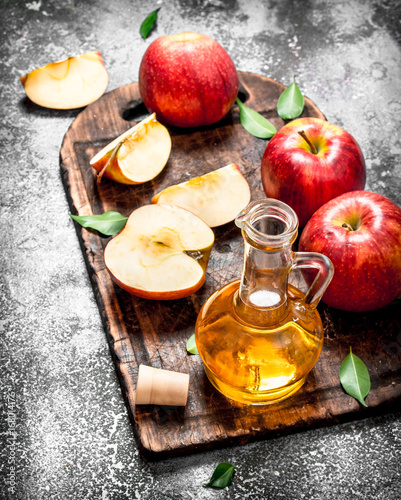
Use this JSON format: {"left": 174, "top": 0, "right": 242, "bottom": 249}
{"left": 122, "top": 100, "right": 149, "bottom": 122}
{"left": 237, "top": 83, "right": 250, "bottom": 103}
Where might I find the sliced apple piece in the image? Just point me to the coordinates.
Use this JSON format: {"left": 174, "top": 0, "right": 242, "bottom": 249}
{"left": 90, "top": 113, "right": 172, "bottom": 185}
{"left": 20, "top": 51, "right": 108, "bottom": 109}
{"left": 104, "top": 204, "right": 214, "bottom": 300}
{"left": 151, "top": 163, "right": 251, "bottom": 227}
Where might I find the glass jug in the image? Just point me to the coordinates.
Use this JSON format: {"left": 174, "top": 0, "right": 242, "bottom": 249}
{"left": 195, "top": 199, "right": 334, "bottom": 405}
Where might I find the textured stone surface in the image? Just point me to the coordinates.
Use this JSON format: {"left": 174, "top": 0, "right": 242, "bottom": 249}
{"left": 0, "top": 0, "right": 400, "bottom": 499}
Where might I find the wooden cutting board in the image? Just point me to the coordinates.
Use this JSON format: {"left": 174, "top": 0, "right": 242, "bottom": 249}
{"left": 60, "top": 72, "right": 401, "bottom": 458}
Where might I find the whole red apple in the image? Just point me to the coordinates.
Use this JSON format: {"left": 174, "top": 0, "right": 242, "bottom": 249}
{"left": 261, "top": 117, "right": 366, "bottom": 227}
{"left": 138, "top": 32, "right": 239, "bottom": 128}
{"left": 299, "top": 191, "right": 401, "bottom": 312}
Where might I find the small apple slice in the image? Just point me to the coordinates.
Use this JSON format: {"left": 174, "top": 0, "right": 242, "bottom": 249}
{"left": 90, "top": 113, "right": 172, "bottom": 185}
{"left": 20, "top": 51, "right": 108, "bottom": 109}
{"left": 151, "top": 163, "right": 251, "bottom": 227}
{"left": 104, "top": 204, "right": 214, "bottom": 300}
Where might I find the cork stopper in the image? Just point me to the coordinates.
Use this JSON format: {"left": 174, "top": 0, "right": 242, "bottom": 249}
{"left": 135, "top": 365, "right": 190, "bottom": 406}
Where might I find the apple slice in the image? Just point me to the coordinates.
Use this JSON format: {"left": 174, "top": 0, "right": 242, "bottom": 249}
{"left": 90, "top": 113, "right": 172, "bottom": 185}
{"left": 20, "top": 51, "right": 108, "bottom": 109}
{"left": 104, "top": 204, "right": 215, "bottom": 300}
{"left": 151, "top": 163, "right": 251, "bottom": 227}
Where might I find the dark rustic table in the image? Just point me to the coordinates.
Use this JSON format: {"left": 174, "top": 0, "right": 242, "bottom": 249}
{"left": 1, "top": 0, "right": 400, "bottom": 499}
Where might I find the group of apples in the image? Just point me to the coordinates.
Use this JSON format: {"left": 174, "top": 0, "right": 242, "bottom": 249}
{"left": 21, "top": 32, "right": 401, "bottom": 312}
{"left": 262, "top": 117, "right": 401, "bottom": 312}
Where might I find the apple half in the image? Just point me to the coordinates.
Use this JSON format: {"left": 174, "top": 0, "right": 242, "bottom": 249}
{"left": 104, "top": 204, "right": 215, "bottom": 300}
{"left": 151, "top": 163, "right": 251, "bottom": 227}
{"left": 90, "top": 113, "right": 172, "bottom": 185}
{"left": 20, "top": 51, "right": 108, "bottom": 109}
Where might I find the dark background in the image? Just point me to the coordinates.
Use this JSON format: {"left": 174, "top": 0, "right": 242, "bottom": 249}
{"left": 1, "top": 0, "right": 400, "bottom": 498}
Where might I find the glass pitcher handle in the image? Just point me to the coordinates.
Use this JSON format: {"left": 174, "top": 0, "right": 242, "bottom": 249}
{"left": 290, "top": 252, "right": 335, "bottom": 310}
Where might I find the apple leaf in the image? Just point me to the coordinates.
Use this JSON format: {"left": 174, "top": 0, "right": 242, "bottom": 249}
{"left": 203, "top": 462, "right": 235, "bottom": 489}
{"left": 70, "top": 211, "right": 128, "bottom": 236}
{"left": 236, "top": 98, "right": 276, "bottom": 139}
{"left": 186, "top": 333, "right": 199, "bottom": 355}
{"left": 339, "top": 347, "right": 371, "bottom": 407}
{"left": 140, "top": 8, "right": 161, "bottom": 39}
{"left": 277, "top": 79, "right": 304, "bottom": 120}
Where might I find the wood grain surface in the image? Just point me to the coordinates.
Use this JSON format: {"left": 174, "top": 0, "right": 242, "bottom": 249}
{"left": 60, "top": 72, "right": 401, "bottom": 458}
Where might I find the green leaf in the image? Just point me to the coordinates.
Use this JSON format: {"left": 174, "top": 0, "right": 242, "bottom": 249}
{"left": 70, "top": 211, "right": 128, "bottom": 236}
{"left": 339, "top": 347, "right": 371, "bottom": 407}
{"left": 236, "top": 98, "right": 276, "bottom": 139}
{"left": 186, "top": 333, "right": 199, "bottom": 355}
{"left": 203, "top": 462, "right": 235, "bottom": 489}
{"left": 140, "top": 8, "right": 161, "bottom": 39}
{"left": 277, "top": 80, "right": 304, "bottom": 120}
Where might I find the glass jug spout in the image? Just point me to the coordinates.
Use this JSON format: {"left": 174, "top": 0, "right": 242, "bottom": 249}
{"left": 235, "top": 199, "right": 299, "bottom": 248}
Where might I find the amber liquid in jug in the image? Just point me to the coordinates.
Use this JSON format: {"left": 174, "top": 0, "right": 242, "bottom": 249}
{"left": 195, "top": 200, "right": 334, "bottom": 405}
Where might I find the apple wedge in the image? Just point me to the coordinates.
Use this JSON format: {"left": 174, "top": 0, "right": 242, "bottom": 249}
{"left": 104, "top": 204, "right": 214, "bottom": 300}
{"left": 90, "top": 113, "right": 172, "bottom": 185}
{"left": 151, "top": 163, "right": 251, "bottom": 227}
{"left": 20, "top": 51, "right": 108, "bottom": 109}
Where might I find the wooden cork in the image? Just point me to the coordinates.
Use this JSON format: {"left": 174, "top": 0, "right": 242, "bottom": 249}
{"left": 135, "top": 365, "right": 190, "bottom": 406}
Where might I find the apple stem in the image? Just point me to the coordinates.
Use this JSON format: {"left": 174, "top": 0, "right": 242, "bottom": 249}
{"left": 342, "top": 222, "right": 354, "bottom": 231}
{"left": 298, "top": 130, "right": 318, "bottom": 154}
{"left": 97, "top": 141, "right": 122, "bottom": 184}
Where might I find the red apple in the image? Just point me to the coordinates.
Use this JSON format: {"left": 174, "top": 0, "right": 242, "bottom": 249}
{"left": 261, "top": 117, "right": 366, "bottom": 227}
{"left": 299, "top": 191, "right": 401, "bottom": 312}
{"left": 138, "top": 32, "right": 239, "bottom": 128}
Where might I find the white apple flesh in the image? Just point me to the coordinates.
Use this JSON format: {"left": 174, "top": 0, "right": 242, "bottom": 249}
{"left": 104, "top": 204, "right": 215, "bottom": 300}
{"left": 20, "top": 51, "right": 108, "bottom": 109}
{"left": 151, "top": 163, "right": 251, "bottom": 227}
{"left": 90, "top": 114, "right": 172, "bottom": 185}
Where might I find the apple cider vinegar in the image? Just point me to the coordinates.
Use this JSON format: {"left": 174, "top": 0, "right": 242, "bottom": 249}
{"left": 195, "top": 200, "right": 334, "bottom": 405}
{"left": 196, "top": 281, "right": 324, "bottom": 404}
